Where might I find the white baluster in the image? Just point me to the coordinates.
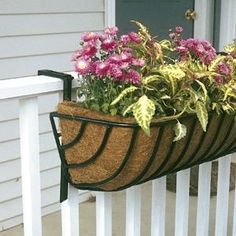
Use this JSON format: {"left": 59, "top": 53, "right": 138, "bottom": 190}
{"left": 61, "top": 184, "right": 79, "bottom": 236}
{"left": 196, "top": 162, "right": 212, "bottom": 236}
{"left": 96, "top": 192, "right": 112, "bottom": 236}
{"left": 215, "top": 155, "right": 232, "bottom": 236}
{"left": 233, "top": 183, "right": 236, "bottom": 236}
{"left": 126, "top": 185, "right": 141, "bottom": 236}
{"left": 151, "top": 177, "right": 166, "bottom": 236}
{"left": 19, "top": 97, "right": 42, "bottom": 236}
{"left": 175, "top": 169, "right": 190, "bottom": 236}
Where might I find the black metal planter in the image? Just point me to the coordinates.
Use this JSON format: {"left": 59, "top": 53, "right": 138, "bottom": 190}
{"left": 39, "top": 70, "right": 236, "bottom": 202}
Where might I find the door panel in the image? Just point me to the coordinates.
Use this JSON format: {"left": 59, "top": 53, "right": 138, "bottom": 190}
{"left": 116, "top": 0, "right": 194, "bottom": 39}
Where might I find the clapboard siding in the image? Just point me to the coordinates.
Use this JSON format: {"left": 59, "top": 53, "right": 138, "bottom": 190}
{"left": 0, "top": 0, "right": 104, "bottom": 14}
{"left": 0, "top": 0, "right": 105, "bottom": 230}
{"left": 0, "top": 33, "right": 83, "bottom": 59}
{"left": 0, "top": 166, "right": 60, "bottom": 203}
{"left": 0, "top": 53, "right": 74, "bottom": 79}
{"left": 0, "top": 132, "right": 56, "bottom": 164}
{"left": 0, "top": 13, "right": 103, "bottom": 37}
{"left": 0, "top": 150, "right": 59, "bottom": 183}
{"left": 0, "top": 185, "right": 60, "bottom": 221}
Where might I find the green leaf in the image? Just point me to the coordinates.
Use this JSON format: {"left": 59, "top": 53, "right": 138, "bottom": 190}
{"left": 195, "top": 80, "right": 208, "bottom": 101}
{"left": 173, "top": 121, "right": 187, "bottom": 142}
{"left": 142, "top": 75, "right": 162, "bottom": 85}
{"left": 209, "top": 55, "right": 225, "bottom": 72}
{"left": 111, "top": 86, "right": 138, "bottom": 106}
{"left": 123, "top": 104, "right": 135, "bottom": 116}
{"left": 132, "top": 95, "right": 155, "bottom": 136}
{"left": 195, "top": 101, "right": 208, "bottom": 131}
{"left": 110, "top": 108, "right": 118, "bottom": 116}
{"left": 159, "top": 64, "right": 185, "bottom": 79}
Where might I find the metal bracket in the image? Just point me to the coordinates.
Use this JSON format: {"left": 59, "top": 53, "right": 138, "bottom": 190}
{"left": 38, "top": 70, "right": 74, "bottom": 101}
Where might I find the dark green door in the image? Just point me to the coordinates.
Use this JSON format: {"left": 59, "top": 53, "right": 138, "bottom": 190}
{"left": 116, "top": 0, "right": 195, "bottom": 39}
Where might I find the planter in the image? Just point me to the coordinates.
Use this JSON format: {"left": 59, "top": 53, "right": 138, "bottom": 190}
{"left": 50, "top": 101, "right": 236, "bottom": 192}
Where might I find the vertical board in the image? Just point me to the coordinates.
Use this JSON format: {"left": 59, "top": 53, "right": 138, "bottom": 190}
{"left": 19, "top": 97, "right": 42, "bottom": 236}
{"left": 126, "top": 186, "right": 141, "bottom": 236}
{"left": 215, "top": 155, "right": 231, "bottom": 236}
{"left": 151, "top": 177, "right": 166, "bottom": 236}
{"left": 175, "top": 169, "right": 190, "bottom": 236}
{"left": 196, "top": 162, "right": 212, "bottom": 236}
{"left": 96, "top": 192, "right": 112, "bottom": 236}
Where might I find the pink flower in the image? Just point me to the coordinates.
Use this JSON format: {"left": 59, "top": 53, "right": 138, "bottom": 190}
{"left": 132, "top": 58, "right": 145, "bottom": 67}
{"left": 217, "top": 62, "right": 232, "bottom": 75}
{"left": 95, "top": 62, "right": 110, "bottom": 77}
{"left": 108, "top": 54, "right": 121, "bottom": 64}
{"left": 175, "top": 26, "right": 183, "bottom": 34}
{"left": 109, "top": 64, "right": 123, "bottom": 78}
{"left": 125, "top": 69, "right": 141, "bottom": 84}
{"left": 81, "top": 44, "right": 97, "bottom": 58}
{"left": 104, "top": 26, "right": 119, "bottom": 35}
{"left": 120, "top": 34, "right": 131, "bottom": 45}
{"left": 81, "top": 32, "right": 99, "bottom": 42}
{"left": 214, "top": 76, "right": 224, "bottom": 85}
{"left": 169, "top": 32, "right": 176, "bottom": 39}
{"left": 120, "top": 52, "right": 133, "bottom": 62}
{"left": 120, "top": 62, "right": 129, "bottom": 69}
{"left": 75, "top": 59, "right": 90, "bottom": 75}
{"left": 128, "top": 32, "right": 141, "bottom": 44}
{"left": 101, "top": 38, "right": 116, "bottom": 51}
{"left": 71, "top": 50, "right": 82, "bottom": 61}
{"left": 99, "top": 33, "right": 108, "bottom": 42}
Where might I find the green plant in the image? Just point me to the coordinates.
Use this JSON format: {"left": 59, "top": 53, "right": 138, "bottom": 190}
{"left": 73, "top": 22, "right": 236, "bottom": 140}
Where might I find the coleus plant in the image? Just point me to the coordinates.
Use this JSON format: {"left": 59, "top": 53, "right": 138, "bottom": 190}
{"left": 72, "top": 22, "right": 236, "bottom": 141}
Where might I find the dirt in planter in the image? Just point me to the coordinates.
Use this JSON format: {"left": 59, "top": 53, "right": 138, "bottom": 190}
{"left": 166, "top": 162, "right": 236, "bottom": 196}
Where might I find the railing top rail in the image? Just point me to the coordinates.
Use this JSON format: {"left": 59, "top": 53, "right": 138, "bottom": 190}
{"left": 0, "top": 72, "right": 79, "bottom": 100}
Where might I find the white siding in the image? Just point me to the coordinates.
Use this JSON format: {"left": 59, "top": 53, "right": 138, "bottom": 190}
{"left": 0, "top": 0, "right": 105, "bottom": 231}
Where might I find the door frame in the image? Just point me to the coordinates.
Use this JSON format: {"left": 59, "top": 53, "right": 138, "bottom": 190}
{"left": 105, "top": 0, "right": 236, "bottom": 46}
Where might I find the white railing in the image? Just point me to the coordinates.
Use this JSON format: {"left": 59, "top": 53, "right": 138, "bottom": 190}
{"left": 0, "top": 74, "right": 235, "bottom": 236}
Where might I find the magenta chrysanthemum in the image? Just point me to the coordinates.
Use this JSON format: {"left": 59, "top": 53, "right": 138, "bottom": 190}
{"left": 101, "top": 38, "right": 116, "bottom": 51}
{"left": 104, "top": 26, "right": 119, "bottom": 36}
{"left": 75, "top": 59, "right": 90, "bottom": 75}
{"left": 128, "top": 32, "right": 141, "bottom": 44}
{"left": 95, "top": 62, "right": 110, "bottom": 77}
{"left": 81, "top": 32, "right": 99, "bottom": 42}
{"left": 125, "top": 69, "right": 141, "bottom": 84}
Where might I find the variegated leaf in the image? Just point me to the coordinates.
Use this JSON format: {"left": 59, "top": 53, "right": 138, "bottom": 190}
{"left": 111, "top": 86, "right": 138, "bottom": 106}
{"left": 132, "top": 95, "right": 155, "bottom": 136}
{"left": 195, "top": 80, "right": 208, "bottom": 101}
{"left": 173, "top": 121, "right": 187, "bottom": 142}
{"left": 196, "top": 101, "right": 208, "bottom": 131}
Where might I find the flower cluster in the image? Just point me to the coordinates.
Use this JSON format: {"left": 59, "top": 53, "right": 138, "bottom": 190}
{"left": 72, "top": 22, "right": 236, "bottom": 138}
{"left": 72, "top": 27, "right": 144, "bottom": 84}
